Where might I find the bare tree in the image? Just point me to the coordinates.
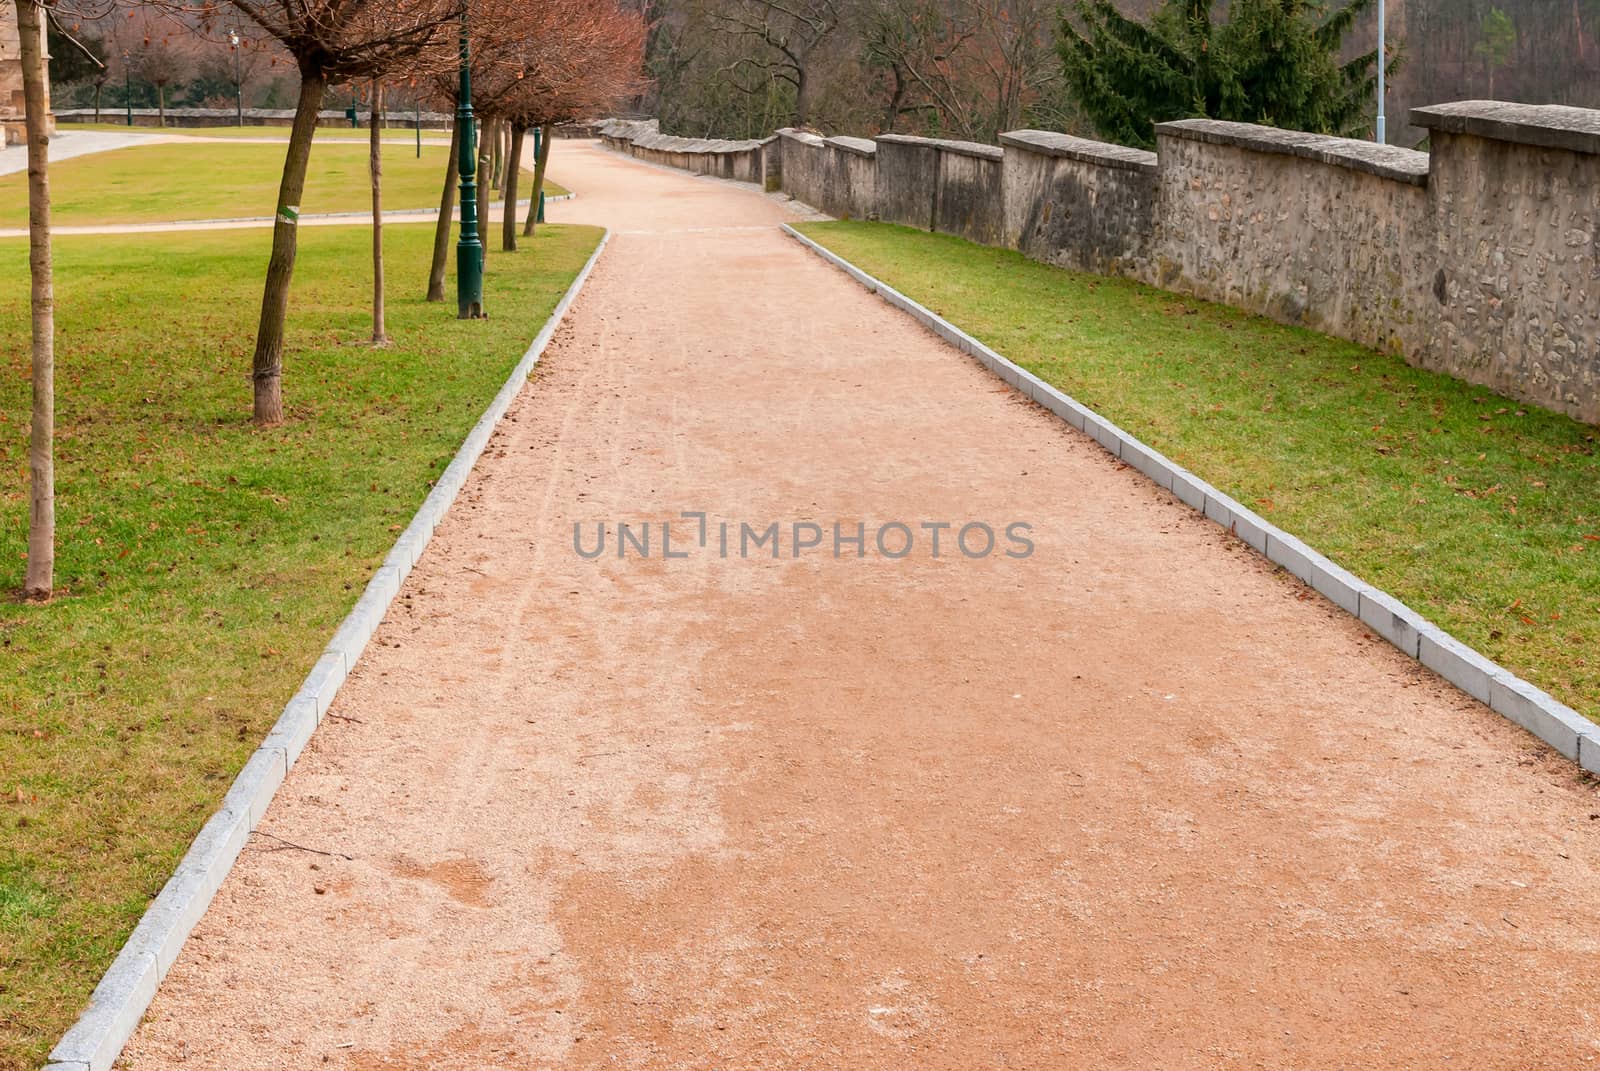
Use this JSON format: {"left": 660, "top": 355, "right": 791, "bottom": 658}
{"left": 14, "top": 0, "right": 53, "bottom": 598}
{"left": 475, "top": 114, "right": 493, "bottom": 266}
{"left": 645, "top": 0, "right": 795, "bottom": 137}
{"left": 859, "top": 0, "right": 966, "bottom": 133}
{"left": 522, "top": 121, "right": 552, "bottom": 236}
{"left": 89, "top": 42, "right": 113, "bottom": 120}
{"left": 501, "top": 119, "right": 524, "bottom": 250}
{"left": 188, "top": 28, "right": 279, "bottom": 111}
{"left": 422, "top": 0, "right": 569, "bottom": 294}
{"left": 126, "top": 8, "right": 196, "bottom": 127}
{"left": 713, "top": 0, "right": 841, "bottom": 125}
{"left": 46, "top": 9, "right": 112, "bottom": 119}
{"left": 368, "top": 78, "right": 387, "bottom": 343}
{"left": 498, "top": 0, "right": 648, "bottom": 242}
{"left": 643, "top": 0, "right": 1068, "bottom": 140}
{"left": 488, "top": 114, "right": 502, "bottom": 190}
{"left": 425, "top": 115, "right": 460, "bottom": 302}
{"left": 961, "top": 0, "right": 1059, "bottom": 139}
{"left": 203, "top": 0, "right": 462, "bottom": 424}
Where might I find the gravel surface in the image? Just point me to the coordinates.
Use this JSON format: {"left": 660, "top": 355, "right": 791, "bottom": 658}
{"left": 121, "top": 141, "right": 1600, "bottom": 1070}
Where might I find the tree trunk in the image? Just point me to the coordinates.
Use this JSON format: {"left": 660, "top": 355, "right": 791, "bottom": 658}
{"left": 794, "top": 67, "right": 810, "bottom": 127}
{"left": 94, "top": 82, "right": 102, "bottom": 123}
{"left": 883, "top": 67, "right": 906, "bottom": 134}
{"left": 369, "top": 79, "right": 387, "bottom": 344}
{"left": 427, "top": 118, "right": 460, "bottom": 302}
{"left": 523, "top": 122, "right": 553, "bottom": 237}
{"left": 250, "top": 72, "right": 327, "bottom": 425}
{"left": 157, "top": 83, "right": 166, "bottom": 128}
{"left": 490, "top": 120, "right": 502, "bottom": 191}
{"left": 502, "top": 124, "right": 524, "bottom": 252}
{"left": 476, "top": 118, "right": 493, "bottom": 269}
{"left": 17, "top": 0, "right": 53, "bottom": 599}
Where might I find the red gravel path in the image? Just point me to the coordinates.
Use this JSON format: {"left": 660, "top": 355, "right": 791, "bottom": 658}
{"left": 122, "top": 142, "right": 1600, "bottom": 1071}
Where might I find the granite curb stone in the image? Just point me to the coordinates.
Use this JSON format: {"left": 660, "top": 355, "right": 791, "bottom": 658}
{"left": 46, "top": 230, "right": 613, "bottom": 1071}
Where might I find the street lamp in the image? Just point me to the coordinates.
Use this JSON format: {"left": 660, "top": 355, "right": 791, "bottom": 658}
{"left": 1376, "top": 0, "right": 1387, "bottom": 144}
{"left": 456, "top": 9, "right": 484, "bottom": 319}
{"left": 122, "top": 48, "right": 132, "bottom": 127}
{"left": 228, "top": 29, "right": 243, "bottom": 129}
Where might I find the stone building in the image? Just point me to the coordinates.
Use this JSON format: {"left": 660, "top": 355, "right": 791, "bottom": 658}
{"left": 1, "top": 2, "right": 52, "bottom": 146}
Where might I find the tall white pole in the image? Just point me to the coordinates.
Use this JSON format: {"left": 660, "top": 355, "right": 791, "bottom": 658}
{"left": 1376, "top": 0, "right": 1387, "bottom": 143}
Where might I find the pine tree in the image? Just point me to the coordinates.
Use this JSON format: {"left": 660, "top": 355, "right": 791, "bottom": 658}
{"left": 1474, "top": 8, "right": 1516, "bottom": 97}
{"left": 1058, "top": 0, "right": 1395, "bottom": 149}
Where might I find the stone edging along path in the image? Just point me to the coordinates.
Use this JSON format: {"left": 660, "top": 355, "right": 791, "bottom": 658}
{"left": 781, "top": 222, "right": 1600, "bottom": 777}
{"left": 44, "top": 230, "right": 612, "bottom": 1071}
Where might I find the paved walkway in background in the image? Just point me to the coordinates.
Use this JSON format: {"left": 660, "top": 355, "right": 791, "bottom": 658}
{"left": 0, "top": 196, "right": 561, "bottom": 240}
{"left": 0, "top": 128, "right": 451, "bottom": 180}
{"left": 121, "top": 142, "right": 1600, "bottom": 1069}
{"left": 0, "top": 128, "right": 182, "bottom": 176}
{"left": 0, "top": 129, "right": 479, "bottom": 237}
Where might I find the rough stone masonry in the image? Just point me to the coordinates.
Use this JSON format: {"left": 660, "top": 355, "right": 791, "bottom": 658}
{"left": 603, "top": 101, "right": 1600, "bottom": 425}
{"left": 0, "top": 2, "right": 51, "bottom": 147}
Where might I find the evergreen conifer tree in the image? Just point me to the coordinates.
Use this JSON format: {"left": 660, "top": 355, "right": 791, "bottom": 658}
{"left": 1059, "top": 0, "right": 1395, "bottom": 149}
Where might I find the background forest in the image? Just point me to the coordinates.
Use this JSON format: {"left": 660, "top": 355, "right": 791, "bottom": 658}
{"left": 637, "top": 0, "right": 1600, "bottom": 146}
{"left": 44, "top": 1, "right": 1600, "bottom": 147}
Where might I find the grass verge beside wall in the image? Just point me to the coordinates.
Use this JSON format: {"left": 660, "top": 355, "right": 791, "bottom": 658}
{"left": 796, "top": 221, "right": 1600, "bottom": 723}
{"left": 0, "top": 221, "right": 602, "bottom": 1070}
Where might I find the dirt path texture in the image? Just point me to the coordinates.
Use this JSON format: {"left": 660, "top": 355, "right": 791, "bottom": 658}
{"left": 118, "top": 141, "right": 1600, "bottom": 1070}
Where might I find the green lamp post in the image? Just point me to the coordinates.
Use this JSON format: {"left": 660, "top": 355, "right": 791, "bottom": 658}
{"left": 455, "top": 10, "right": 485, "bottom": 319}
{"left": 228, "top": 29, "right": 243, "bottom": 129}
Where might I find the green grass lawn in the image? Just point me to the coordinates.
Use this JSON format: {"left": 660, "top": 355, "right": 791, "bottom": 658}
{"left": 0, "top": 221, "right": 602, "bottom": 1069}
{"left": 797, "top": 221, "right": 1600, "bottom": 721}
{"left": 56, "top": 121, "right": 452, "bottom": 141}
{"left": 0, "top": 141, "right": 569, "bottom": 228}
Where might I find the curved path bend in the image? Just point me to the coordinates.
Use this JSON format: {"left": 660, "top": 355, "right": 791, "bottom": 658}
{"left": 123, "top": 142, "right": 1600, "bottom": 1070}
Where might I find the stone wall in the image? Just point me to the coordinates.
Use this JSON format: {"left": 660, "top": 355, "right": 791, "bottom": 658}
{"left": 598, "top": 102, "right": 1600, "bottom": 424}
{"left": 875, "top": 134, "right": 1004, "bottom": 244}
{"left": 1000, "top": 130, "right": 1157, "bottom": 275}
{"left": 1414, "top": 103, "right": 1600, "bottom": 417}
{"left": 1145, "top": 120, "right": 1432, "bottom": 358}
{"left": 827, "top": 137, "right": 878, "bottom": 220}
{"left": 53, "top": 107, "right": 453, "bottom": 130}
{"left": 778, "top": 132, "right": 877, "bottom": 220}
{"left": 776, "top": 132, "right": 828, "bottom": 213}
{"left": 599, "top": 118, "right": 768, "bottom": 183}
{"left": 873, "top": 135, "right": 938, "bottom": 230}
